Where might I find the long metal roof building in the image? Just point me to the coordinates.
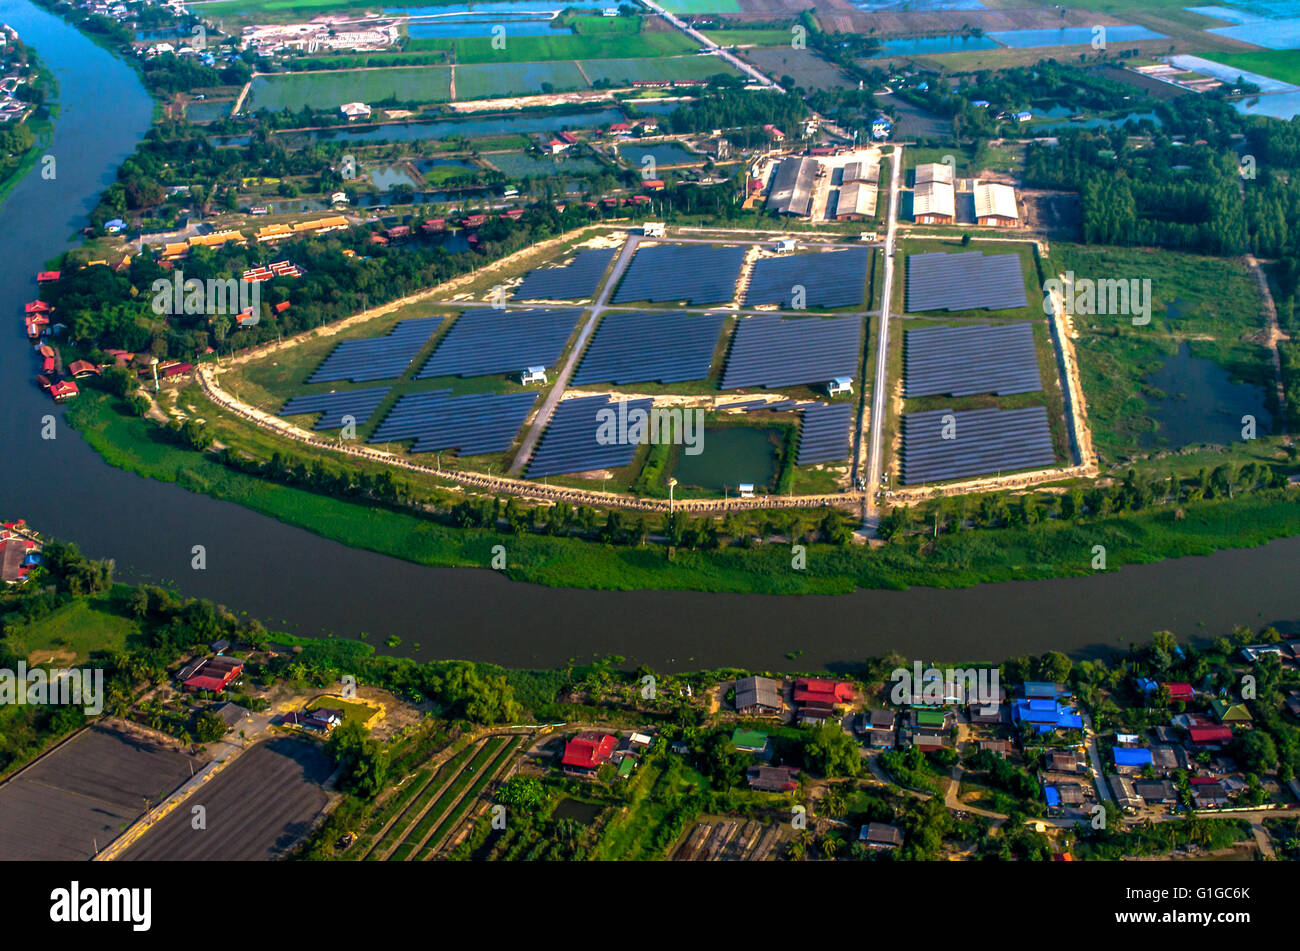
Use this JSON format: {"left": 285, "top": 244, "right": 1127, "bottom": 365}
{"left": 765, "top": 157, "right": 816, "bottom": 217}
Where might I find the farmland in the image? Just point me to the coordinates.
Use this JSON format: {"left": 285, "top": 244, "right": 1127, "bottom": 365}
{"left": 122, "top": 737, "right": 332, "bottom": 860}
{"left": 407, "top": 31, "right": 697, "bottom": 63}
{"left": 0, "top": 725, "right": 197, "bottom": 861}
{"left": 247, "top": 66, "right": 454, "bottom": 110}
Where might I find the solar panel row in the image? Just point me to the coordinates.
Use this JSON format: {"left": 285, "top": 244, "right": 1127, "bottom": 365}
{"left": 514, "top": 248, "right": 616, "bottom": 301}
{"left": 614, "top": 244, "right": 747, "bottom": 305}
{"left": 797, "top": 402, "right": 854, "bottom": 465}
{"left": 744, "top": 248, "right": 871, "bottom": 310}
{"left": 905, "top": 251, "right": 1028, "bottom": 313}
{"left": 904, "top": 322, "right": 1042, "bottom": 397}
{"left": 369, "top": 389, "right": 537, "bottom": 456}
{"left": 721, "top": 315, "right": 862, "bottom": 390}
{"left": 417, "top": 307, "right": 581, "bottom": 379}
{"left": 571, "top": 311, "right": 726, "bottom": 385}
{"left": 900, "top": 406, "right": 1055, "bottom": 484}
{"left": 278, "top": 387, "right": 391, "bottom": 430}
{"left": 526, "top": 394, "right": 653, "bottom": 478}
{"left": 309, "top": 317, "right": 444, "bottom": 383}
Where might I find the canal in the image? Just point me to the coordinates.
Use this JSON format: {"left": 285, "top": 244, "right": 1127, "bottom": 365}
{"left": 1, "top": 0, "right": 1298, "bottom": 672}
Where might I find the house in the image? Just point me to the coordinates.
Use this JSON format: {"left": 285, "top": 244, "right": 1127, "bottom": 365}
{"left": 283, "top": 707, "right": 343, "bottom": 733}
{"left": 1013, "top": 696, "right": 1083, "bottom": 733}
{"left": 827, "top": 377, "right": 853, "bottom": 397}
{"left": 1209, "top": 698, "right": 1253, "bottom": 726}
{"left": 561, "top": 731, "right": 618, "bottom": 775}
{"left": 834, "top": 180, "right": 877, "bottom": 220}
{"left": 746, "top": 764, "right": 799, "bottom": 792}
{"left": 609, "top": 122, "right": 633, "bottom": 136}
{"left": 340, "top": 101, "right": 371, "bottom": 120}
{"left": 859, "top": 822, "right": 904, "bottom": 849}
{"left": 731, "top": 728, "right": 769, "bottom": 754}
{"left": 766, "top": 157, "right": 816, "bottom": 217}
{"left": 911, "top": 708, "right": 952, "bottom": 732}
{"left": 775, "top": 238, "right": 797, "bottom": 253}
{"left": 1135, "top": 780, "right": 1178, "bottom": 805}
{"left": 914, "top": 162, "right": 954, "bottom": 187}
{"left": 36, "top": 270, "right": 60, "bottom": 283}
{"left": 909, "top": 731, "right": 949, "bottom": 751}
{"left": 182, "top": 655, "right": 244, "bottom": 694}
{"left": 520, "top": 366, "right": 547, "bottom": 385}
{"left": 1047, "top": 751, "right": 1079, "bottom": 773}
{"left": 1285, "top": 691, "right": 1300, "bottom": 718}
{"left": 1013, "top": 111, "right": 1032, "bottom": 122}
{"left": 979, "top": 739, "right": 1014, "bottom": 758}
{"left": 762, "top": 123, "right": 784, "bottom": 142}
{"left": 1114, "top": 748, "right": 1153, "bottom": 773}
{"left": 857, "top": 708, "right": 897, "bottom": 735}
{"left": 734, "top": 675, "right": 783, "bottom": 716}
{"left": 48, "top": 380, "right": 79, "bottom": 402}
{"left": 1024, "top": 682, "right": 1063, "bottom": 700}
{"left": 1187, "top": 725, "right": 1233, "bottom": 746}
{"left": 1190, "top": 779, "right": 1229, "bottom": 809}
{"left": 1150, "top": 745, "right": 1184, "bottom": 773}
{"left": 1164, "top": 682, "right": 1196, "bottom": 703}
{"left": 973, "top": 182, "right": 1018, "bottom": 226}
{"left": 793, "top": 678, "right": 854, "bottom": 722}
{"left": 1110, "top": 774, "right": 1141, "bottom": 810}
{"left": 1240, "top": 644, "right": 1286, "bottom": 662}
{"left": 871, "top": 115, "right": 891, "bottom": 140}
{"left": 643, "top": 221, "right": 665, "bottom": 237}
{"left": 546, "top": 138, "right": 569, "bottom": 154}
{"left": 0, "top": 541, "right": 32, "bottom": 584}
{"left": 68, "top": 360, "right": 98, "bottom": 379}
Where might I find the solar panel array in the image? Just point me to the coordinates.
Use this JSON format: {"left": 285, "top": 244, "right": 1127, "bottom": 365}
{"left": 571, "top": 311, "right": 726, "bottom": 385}
{"left": 369, "top": 389, "right": 537, "bottom": 456}
{"left": 613, "top": 244, "right": 747, "bottom": 305}
{"left": 526, "top": 395, "right": 653, "bottom": 478}
{"left": 900, "top": 406, "right": 1055, "bottom": 484}
{"left": 514, "top": 248, "right": 616, "bottom": 301}
{"left": 797, "top": 402, "right": 854, "bottom": 465}
{"left": 721, "top": 315, "right": 862, "bottom": 389}
{"left": 279, "top": 387, "right": 391, "bottom": 430}
{"left": 906, "top": 251, "right": 1028, "bottom": 313}
{"left": 744, "top": 248, "right": 871, "bottom": 310}
{"left": 904, "top": 323, "right": 1042, "bottom": 397}
{"left": 309, "top": 317, "right": 443, "bottom": 383}
{"left": 417, "top": 307, "right": 581, "bottom": 379}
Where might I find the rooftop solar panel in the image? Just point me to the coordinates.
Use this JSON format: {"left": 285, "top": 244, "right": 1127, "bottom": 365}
{"left": 904, "top": 322, "right": 1042, "bottom": 397}
{"left": 369, "top": 389, "right": 537, "bottom": 456}
{"left": 526, "top": 394, "right": 653, "bottom": 478}
{"left": 571, "top": 311, "right": 726, "bottom": 385}
{"left": 744, "top": 248, "right": 871, "bottom": 310}
{"left": 309, "top": 317, "right": 443, "bottom": 383}
{"left": 905, "top": 251, "right": 1028, "bottom": 313}
{"left": 514, "top": 248, "right": 616, "bottom": 301}
{"left": 279, "top": 386, "right": 391, "bottom": 430}
{"left": 899, "top": 406, "right": 1055, "bottom": 484}
{"left": 613, "top": 244, "right": 746, "bottom": 305}
{"left": 721, "top": 315, "right": 863, "bottom": 390}
{"left": 417, "top": 307, "right": 581, "bottom": 379}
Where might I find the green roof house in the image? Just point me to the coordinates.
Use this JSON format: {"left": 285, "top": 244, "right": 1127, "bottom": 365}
{"left": 731, "top": 728, "right": 770, "bottom": 754}
{"left": 1210, "top": 698, "right": 1253, "bottom": 725}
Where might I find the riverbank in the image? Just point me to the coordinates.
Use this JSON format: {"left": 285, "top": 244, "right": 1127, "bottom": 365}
{"left": 0, "top": 40, "right": 54, "bottom": 205}
{"left": 67, "top": 387, "right": 1300, "bottom": 596}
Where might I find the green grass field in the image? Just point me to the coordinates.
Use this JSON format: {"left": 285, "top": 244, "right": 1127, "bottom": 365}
{"left": 701, "top": 29, "right": 794, "bottom": 48}
{"left": 408, "top": 31, "right": 696, "bottom": 63}
{"left": 248, "top": 66, "right": 453, "bottom": 110}
{"left": 454, "top": 60, "right": 589, "bottom": 99}
{"left": 5, "top": 597, "right": 136, "bottom": 665}
{"left": 1202, "top": 50, "right": 1300, "bottom": 86}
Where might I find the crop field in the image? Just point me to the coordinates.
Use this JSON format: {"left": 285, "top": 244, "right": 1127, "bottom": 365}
{"left": 122, "top": 737, "right": 332, "bottom": 861}
{"left": 248, "top": 66, "right": 453, "bottom": 110}
{"left": 454, "top": 61, "right": 589, "bottom": 100}
{"left": 408, "top": 31, "right": 697, "bottom": 62}
{"left": 703, "top": 28, "right": 794, "bottom": 47}
{"left": 579, "top": 55, "right": 740, "bottom": 84}
{"left": 0, "top": 725, "right": 197, "bottom": 861}
{"left": 744, "top": 46, "right": 855, "bottom": 90}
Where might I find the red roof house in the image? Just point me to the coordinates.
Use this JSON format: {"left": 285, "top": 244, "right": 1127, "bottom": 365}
{"left": 48, "top": 380, "right": 78, "bottom": 402}
{"left": 463, "top": 213, "right": 487, "bottom": 228}
{"left": 1164, "top": 682, "right": 1196, "bottom": 702}
{"left": 561, "top": 731, "right": 617, "bottom": 773}
{"left": 792, "top": 678, "right": 855, "bottom": 706}
{"left": 274, "top": 300, "right": 291, "bottom": 314}
{"left": 68, "top": 360, "right": 99, "bottom": 378}
{"left": 1188, "top": 725, "right": 1233, "bottom": 745}
{"left": 25, "top": 300, "right": 51, "bottom": 314}
{"left": 36, "top": 270, "right": 60, "bottom": 283}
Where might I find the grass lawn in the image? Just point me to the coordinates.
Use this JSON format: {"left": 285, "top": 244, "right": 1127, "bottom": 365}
{"left": 1202, "top": 50, "right": 1300, "bottom": 86}
{"left": 307, "top": 696, "right": 376, "bottom": 725}
{"left": 6, "top": 597, "right": 136, "bottom": 665}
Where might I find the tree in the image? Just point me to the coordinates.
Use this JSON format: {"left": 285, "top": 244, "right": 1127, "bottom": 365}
{"left": 326, "top": 720, "right": 389, "bottom": 799}
{"left": 803, "top": 723, "right": 861, "bottom": 778}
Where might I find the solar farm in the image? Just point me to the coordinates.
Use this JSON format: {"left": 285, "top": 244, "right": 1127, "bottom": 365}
{"left": 903, "top": 323, "right": 1042, "bottom": 398}
{"left": 227, "top": 229, "right": 882, "bottom": 498}
{"left": 887, "top": 239, "right": 1071, "bottom": 488}
{"left": 899, "top": 407, "right": 1056, "bottom": 485}
{"left": 906, "top": 251, "right": 1029, "bottom": 313}
{"left": 744, "top": 248, "right": 871, "bottom": 310}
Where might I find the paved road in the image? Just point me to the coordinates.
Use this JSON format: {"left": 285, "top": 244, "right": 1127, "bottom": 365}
{"left": 639, "top": 0, "right": 780, "bottom": 89}
{"left": 861, "top": 144, "right": 903, "bottom": 534}
{"left": 508, "top": 233, "right": 641, "bottom": 476}
{"left": 1082, "top": 713, "right": 1112, "bottom": 804}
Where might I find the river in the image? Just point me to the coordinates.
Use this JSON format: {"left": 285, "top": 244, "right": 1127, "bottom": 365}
{"left": 1, "top": 0, "right": 1297, "bottom": 672}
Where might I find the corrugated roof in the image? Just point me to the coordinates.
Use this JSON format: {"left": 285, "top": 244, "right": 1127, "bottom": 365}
{"left": 974, "top": 182, "right": 1018, "bottom": 220}
{"left": 914, "top": 162, "right": 954, "bottom": 186}
{"left": 766, "top": 157, "right": 816, "bottom": 216}
{"left": 913, "top": 180, "right": 955, "bottom": 219}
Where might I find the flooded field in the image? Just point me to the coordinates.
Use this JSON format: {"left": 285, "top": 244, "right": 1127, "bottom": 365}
{"left": 1140, "top": 342, "right": 1273, "bottom": 449}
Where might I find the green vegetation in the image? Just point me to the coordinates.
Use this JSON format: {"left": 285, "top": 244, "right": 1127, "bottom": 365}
{"left": 407, "top": 30, "right": 696, "bottom": 63}
{"left": 4, "top": 596, "right": 135, "bottom": 665}
{"left": 1202, "top": 50, "right": 1300, "bottom": 87}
